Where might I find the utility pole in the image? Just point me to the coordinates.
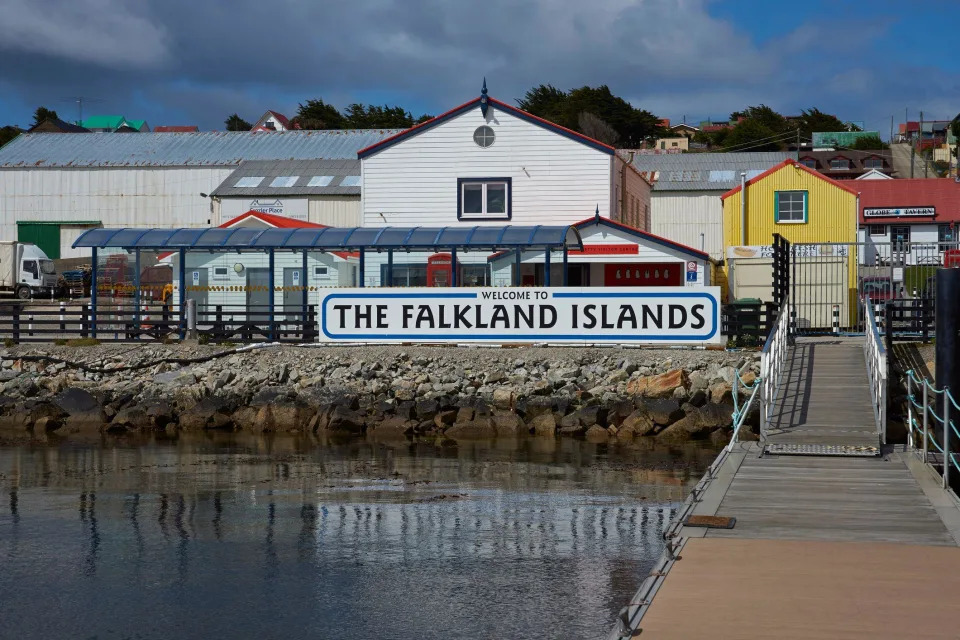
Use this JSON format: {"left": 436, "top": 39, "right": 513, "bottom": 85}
{"left": 921, "top": 110, "right": 928, "bottom": 178}
{"left": 911, "top": 109, "right": 916, "bottom": 179}
{"left": 890, "top": 115, "right": 894, "bottom": 146}
{"left": 796, "top": 128, "right": 800, "bottom": 161}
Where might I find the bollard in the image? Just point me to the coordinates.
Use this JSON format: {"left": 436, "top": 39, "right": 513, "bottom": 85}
{"left": 59, "top": 301, "right": 66, "bottom": 333}
{"left": 832, "top": 305, "right": 839, "bottom": 334}
{"left": 28, "top": 314, "right": 33, "bottom": 337}
{"left": 186, "top": 299, "right": 197, "bottom": 340}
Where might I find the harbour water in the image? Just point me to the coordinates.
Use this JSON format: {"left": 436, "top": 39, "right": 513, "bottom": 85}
{"left": 0, "top": 434, "right": 717, "bottom": 639}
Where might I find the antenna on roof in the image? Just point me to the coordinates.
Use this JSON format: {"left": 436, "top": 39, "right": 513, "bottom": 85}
{"left": 59, "top": 96, "right": 104, "bottom": 125}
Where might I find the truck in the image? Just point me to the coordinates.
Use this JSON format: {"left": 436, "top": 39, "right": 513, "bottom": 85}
{"left": 0, "top": 241, "right": 59, "bottom": 299}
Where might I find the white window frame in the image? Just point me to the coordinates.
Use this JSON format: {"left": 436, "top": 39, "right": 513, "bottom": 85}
{"left": 830, "top": 158, "right": 850, "bottom": 170}
{"left": 458, "top": 178, "right": 511, "bottom": 220}
{"left": 868, "top": 224, "right": 886, "bottom": 237}
{"left": 212, "top": 266, "right": 229, "bottom": 280}
{"left": 314, "top": 266, "right": 329, "bottom": 277}
{"left": 775, "top": 190, "right": 807, "bottom": 224}
{"left": 864, "top": 157, "right": 884, "bottom": 170}
{"left": 891, "top": 225, "right": 911, "bottom": 251}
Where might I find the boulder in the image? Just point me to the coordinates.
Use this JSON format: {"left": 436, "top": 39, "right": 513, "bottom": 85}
{"left": 445, "top": 418, "right": 496, "bottom": 439}
{"left": 709, "top": 382, "right": 734, "bottom": 404}
{"left": 317, "top": 405, "right": 366, "bottom": 434}
{"left": 53, "top": 388, "right": 106, "bottom": 432}
{"left": 143, "top": 401, "right": 175, "bottom": 429}
{"left": 655, "top": 415, "right": 709, "bottom": 443}
{"left": 492, "top": 413, "right": 525, "bottom": 436}
{"left": 434, "top": 410, "right": 457, "bottom": 430}
{"left": 643, "top": 398, "right": 685, "bottom": 426}
{"left": 574, "top": 404, "right": 606, "bottom": 428}
{"left": 530, "top": 413, "right": 557, "bottom": 436}
{"left": 620, "top": 409, "right": 656, "bottom": 437}
{"left": 110, "top": 405, "right": 151, "bottom": 431}
{"left": 370, "top": 416, "right": 416, "bottom": 436}
{"left": 696, "top": 403, "right": 735, "bottom": 429}
{"left": 517, "top": 397, "right": 555, "bottom": 420}
{"left": 178, "top": 397, "right": 234, "bottom": 431}
{"left": 626, "top": 369, "right": 689, "bottom": 398}
{"left": 415, "top": 399, "right": 439, "bottom": 421}
{"left": 455, "top": 407, "right": 475, "bottom": 423}
{"left": 492, "top": 388, "right": 514, "bottom": 410}
{"left": 585, "top": 425, "right": 609, "bottom": 441}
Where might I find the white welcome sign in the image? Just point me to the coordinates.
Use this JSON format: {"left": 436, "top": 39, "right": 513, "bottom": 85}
{"left": 318, "top": 287, "right": 721, "bottom": 344}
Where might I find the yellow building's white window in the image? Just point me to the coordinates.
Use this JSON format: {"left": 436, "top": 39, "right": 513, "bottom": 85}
{"left": 775, "top": 190, "right": 807, "bottom": 224}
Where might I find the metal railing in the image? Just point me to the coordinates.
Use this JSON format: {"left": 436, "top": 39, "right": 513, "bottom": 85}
{"left": 905, "top": 370, "right": 958, "bottom": 491}
{"left": 862, "top": 295, "right": 888, "bottom": 443}
{"left": 728, "top": 364, "right": 763, "bottom": 452}
{"left": 759, "top": 295, "right": 790, "bottom": 437}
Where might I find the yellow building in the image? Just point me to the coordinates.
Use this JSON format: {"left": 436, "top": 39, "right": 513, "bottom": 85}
{"left": 721, "top": 158, "right": 859, "bottom": 328}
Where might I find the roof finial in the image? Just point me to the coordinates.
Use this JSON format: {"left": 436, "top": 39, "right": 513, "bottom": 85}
{"left": 480, "top": 78, "right": 489, "bottom": 118}
{"left": 595, "top": 204, "right": 600, "bottom": 221}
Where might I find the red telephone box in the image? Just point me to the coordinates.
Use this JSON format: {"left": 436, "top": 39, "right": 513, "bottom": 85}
{"left": 426, "top": 253, "right": 454, "bottom": 287}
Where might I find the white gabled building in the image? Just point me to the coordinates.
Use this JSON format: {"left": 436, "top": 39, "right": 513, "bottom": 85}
{"left": 355, "top": 84, "right": 709, "bottom": 288}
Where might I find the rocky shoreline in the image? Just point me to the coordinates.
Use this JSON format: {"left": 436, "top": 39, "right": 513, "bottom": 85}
{"left": 0, "top": 344, "right": 761, "bottom": 445}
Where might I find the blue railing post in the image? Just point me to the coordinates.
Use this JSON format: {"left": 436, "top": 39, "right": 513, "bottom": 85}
{"left": 268, "top": 248, "right": 276, "bottom": 340}
{"left": 562, "top": 246, "right": 569, "bottom": 287}
{"left": 451, "top": 248, "right": 458, "bottom": 287}
{"left": 544, "top": 248, "right": 551, "bottom": 286}
{"left": 178, "top": 248, "right": 186, "bottom": 340}
{"left": 90, "top": 247, "right": 98, "bottom": 338}
{"left": 386, "top": 249, "right": 393, "bottom": 287}
{"left": 944, "top": 388, "right": 951, "bottom": 489}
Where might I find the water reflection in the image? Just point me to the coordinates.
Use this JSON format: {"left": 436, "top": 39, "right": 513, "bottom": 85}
{"left": 0, "top": 435, "right": 716, "bottom": 640}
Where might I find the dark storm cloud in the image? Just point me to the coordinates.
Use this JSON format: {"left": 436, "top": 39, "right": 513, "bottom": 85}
{"left": 0, "top": 0, "right": 956, "bottom": 131}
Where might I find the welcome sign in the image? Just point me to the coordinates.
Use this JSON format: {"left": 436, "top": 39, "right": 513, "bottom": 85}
{"left": 319, "top": 287, "right": 721, "bottom": 344}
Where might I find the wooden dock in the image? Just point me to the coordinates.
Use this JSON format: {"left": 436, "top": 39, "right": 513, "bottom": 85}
{"left": 615, "top": 339, "right": 960, "bottom": 639}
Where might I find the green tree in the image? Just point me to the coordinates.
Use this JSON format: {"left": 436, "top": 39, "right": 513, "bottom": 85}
{"left": 796, "top": 107, "right": 849, "bottom": 140}
{"left": 224, "top": 113, "right": 252, "bottom": 131}
{"left": 33, "top": 106, "right": 58, "bottom": 126}
{"left": 0, "top": 125, "right": 21, "bottom": 148}
{"left": 517, "top": 84, "right": 664, "bottom": 147}
{"left": 722, "top": 118, "right": 783, "bottom": 151}
{"left": 848, "top": 135, "right": 888, "bottom": 150}
{"left": 291, "top": 99, "right": 346, "bottom": 130}
{"left": 343, "top": 104, "right": 424, "bottom": 129}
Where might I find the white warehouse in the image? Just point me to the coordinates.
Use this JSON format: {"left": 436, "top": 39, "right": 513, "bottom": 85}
{"left": 0, "top": 129, "right": 397, "bottom": 260}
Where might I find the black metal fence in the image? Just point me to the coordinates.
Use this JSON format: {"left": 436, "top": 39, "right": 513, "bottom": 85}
{"left": 0, "top": 302, "right": 318, "bottom": 344}
{"left": 722, "top": 301, "right": 779, "bottom": 346}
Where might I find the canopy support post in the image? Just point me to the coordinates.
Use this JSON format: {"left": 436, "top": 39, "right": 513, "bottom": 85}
{"left": 544, "top": 248, "right": 551, "bottom": 286}
{"left": 301, "top": 249, "right": 308, "bottom": 340}
{"left": 134, "top": 249, "right": 141, "bottom": 335}
{"left": 562, "top": 246, "right": 569, "bottom": 287}
{"left": 451, "top": 248, "right": 458, "bottom": 287}
{"left": 268, "top": 248, "right": 276, "bottom": 340}
{"left": 387, "top": 249, "right": 393, "bottom": 287}
{"left": 514, "top": 249, "right": 522, "bottom": 287}
{"left": 178, "top": 248, "right": 186, "bottom": 340}
{"left": 358, "top": 250, "right": 365, "bottom": 288}
{"left": 91, "top": 248, "right": 98, "bottom": 338}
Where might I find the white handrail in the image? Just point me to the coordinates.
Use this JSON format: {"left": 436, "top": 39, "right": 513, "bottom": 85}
{"left": 862, "top": 295, "right": 887, "bottom": 442}
{"left": 760, "top": 294, "right": 790, "bottom": 438}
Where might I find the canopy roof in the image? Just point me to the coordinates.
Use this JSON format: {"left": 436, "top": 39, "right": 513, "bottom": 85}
{"left": 73, "top": 225, "right": 584, "bottom": 251}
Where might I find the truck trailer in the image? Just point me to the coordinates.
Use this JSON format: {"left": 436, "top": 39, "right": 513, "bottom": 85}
{"left": 0, "top": 241, "right": 59, "bottom": 299}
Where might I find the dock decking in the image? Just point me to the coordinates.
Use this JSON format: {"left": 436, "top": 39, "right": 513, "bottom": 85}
{"left": 617, "top": 339, "right": 960, "bottom": 639}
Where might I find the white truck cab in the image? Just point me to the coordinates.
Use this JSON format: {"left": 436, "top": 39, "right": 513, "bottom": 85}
{"left": 0, "top": 241, "right": 59, "bottom": 299}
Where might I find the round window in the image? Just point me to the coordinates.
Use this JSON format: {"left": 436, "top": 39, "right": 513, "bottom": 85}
{"left": 473, "top": 125, "right": 495, "bottom": 148}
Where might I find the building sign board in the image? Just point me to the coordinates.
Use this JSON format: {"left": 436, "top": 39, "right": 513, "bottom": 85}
{"left": 863, "top": 207, "right": 935, "bottom": 218}
{"left": 569, "top": 244, "right": 639, "bottom": 255}
{"left": 728, "top": 245, "right": 850, "bottom": 259}
{"left": 686, "top": 261, "right": 698, "bottom": 282}
{"left": 221, "top": 197, "right": 309, "bottom": 221}
{"left": 319, "top": 287, "right": 721, "bottom": 344}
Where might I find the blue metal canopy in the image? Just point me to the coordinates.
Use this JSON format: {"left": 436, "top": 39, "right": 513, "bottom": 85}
{"left": 72, "top": 225, "right": 583, "bottom": 251}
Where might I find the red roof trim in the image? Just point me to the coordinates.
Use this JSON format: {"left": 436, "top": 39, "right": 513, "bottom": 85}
{"left": 223, "top": 210, "right": 327, "bottom": 229}
{"left": 720, "top": 158, "right": 859, "bottom": 200}
{"left": 356, "top": 95, "right": 616, "bottom": 158}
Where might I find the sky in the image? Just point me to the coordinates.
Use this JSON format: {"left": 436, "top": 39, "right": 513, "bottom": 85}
{"left": 0, "top": 0, "right": 958, "bottom": 137}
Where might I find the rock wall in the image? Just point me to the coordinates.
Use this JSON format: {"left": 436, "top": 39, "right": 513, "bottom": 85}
{"left": 0, "top": 344, "right": 761, "bottom": 445}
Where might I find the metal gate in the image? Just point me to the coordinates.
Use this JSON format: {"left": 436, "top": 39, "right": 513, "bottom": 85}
{"left": 788, "top": 240, "right": 953, "bottom": 336}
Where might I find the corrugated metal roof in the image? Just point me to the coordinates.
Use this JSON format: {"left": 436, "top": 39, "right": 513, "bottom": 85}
{"left": 0, "top": 130, "right": 401, "bottom": 168}
{"left": 211, "top": 158, "right": 362, "bottom": 196}
{"left": 631, "top": 152, "right": 792, "bottom": 191}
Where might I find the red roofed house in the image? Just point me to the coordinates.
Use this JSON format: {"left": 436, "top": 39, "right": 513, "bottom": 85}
{"left": 353, "top": 82, "right": 704, "bottom": 288}
{"left": 857, "top": 178, "right": 960, "bottom": 266}
{"left": 251, "top": 111, "right": 292, "bottom": 132}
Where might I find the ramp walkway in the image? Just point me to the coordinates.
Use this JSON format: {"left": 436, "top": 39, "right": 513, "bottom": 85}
{"left": 612, "top": 323, "right": 960, "bottom": 638}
